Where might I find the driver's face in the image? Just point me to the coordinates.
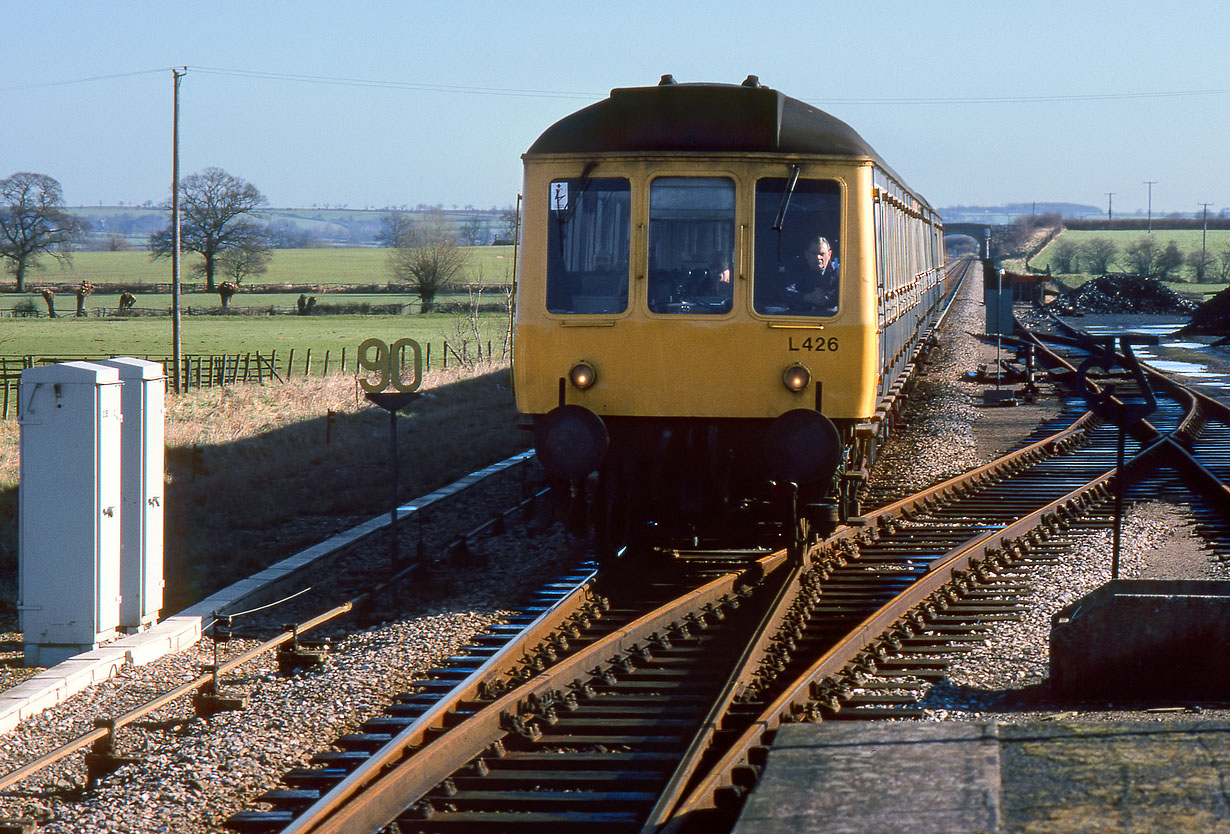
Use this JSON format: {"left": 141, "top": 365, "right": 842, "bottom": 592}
{"left": 815, "top": 244, "right": 832, "bottom": 270}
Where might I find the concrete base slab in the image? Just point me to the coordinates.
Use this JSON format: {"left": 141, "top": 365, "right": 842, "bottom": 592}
{"left": 736, "top": 721, "right": 1230, "bottom": 833}
{"left": 733, "top": 722, "right": 1001, "bottom": 834}
{"left": 1051, "top": 579, "right": 1230, "bottom": 699}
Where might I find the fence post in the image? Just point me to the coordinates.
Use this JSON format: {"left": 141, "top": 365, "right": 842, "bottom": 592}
{"left": 243, "top": 353, "right": 252, "bottom": 382}
{"left": 304, "top": 348, "right": 312, "bottom": 377}
{"left": 340, "top": 347, "right": 346, "bottom": 375}
{"left": 443, "top": 341, "right": 448, "bottom": 369}
{"left": 323, "top": 349, "right": 330, "bottom": 376}
{"left": 287, "top": 349, "right": 295, "bottom": 381}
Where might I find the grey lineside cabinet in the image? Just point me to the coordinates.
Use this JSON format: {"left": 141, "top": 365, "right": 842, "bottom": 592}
{"left": 18, "top": 361, "right": 124, "bottom": 666}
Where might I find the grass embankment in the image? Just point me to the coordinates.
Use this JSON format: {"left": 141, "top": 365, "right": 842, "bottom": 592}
{"left": 1025, "top": 230, "right": 1230, "bottom": 299}
{"left": 0, "top": 364, "right": 528, "bottom": 617}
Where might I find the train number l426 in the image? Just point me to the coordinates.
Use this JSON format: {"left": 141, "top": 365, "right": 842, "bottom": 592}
{"left": 788, "top": 336, "right": 840, "bottom": 352}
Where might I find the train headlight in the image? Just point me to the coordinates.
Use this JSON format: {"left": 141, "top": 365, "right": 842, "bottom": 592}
{"left": 569, "top": 362, "right": 597, "bottom": 390}
{"left": 783, "top": 365, "right": 810, "bottom": 392}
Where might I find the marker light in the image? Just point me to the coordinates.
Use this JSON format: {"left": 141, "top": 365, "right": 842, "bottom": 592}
{"left": 783, "top": 365, "right": 810, "bottom": 392}
{"left": 569, "top": 362, "right": 597, "bottom": 389}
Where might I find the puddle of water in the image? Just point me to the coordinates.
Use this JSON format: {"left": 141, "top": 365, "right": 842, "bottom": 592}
{"left": 1145, "top": 359, "right": 1225, "bottom": 381}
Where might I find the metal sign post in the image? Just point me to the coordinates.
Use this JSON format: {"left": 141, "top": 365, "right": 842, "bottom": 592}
{"left": 1075, "top": 334, "right": 1158, "bottom": 578}
{"left": 358, "top": 338, "right": 424, "bottom": 567}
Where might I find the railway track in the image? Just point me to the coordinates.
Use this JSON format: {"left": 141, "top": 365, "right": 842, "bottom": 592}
{"left": 3, "top": 279, "right": 1224, "bottom": 833}
{"left": 211, "top": 315, "right": 1228, "bottom": 834}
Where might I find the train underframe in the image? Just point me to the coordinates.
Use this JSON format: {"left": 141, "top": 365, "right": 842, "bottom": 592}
{"left": 542, "top": 413, "right": 874, "bottom": 563}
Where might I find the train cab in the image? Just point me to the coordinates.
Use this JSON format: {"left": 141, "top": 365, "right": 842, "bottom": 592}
{"left": 513, "top": 77, "right": 944, "bottom": 549}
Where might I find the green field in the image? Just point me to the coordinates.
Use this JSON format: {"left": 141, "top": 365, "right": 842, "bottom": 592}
{"left": 1032, "top": 230, "right": 1230, "bottom": 281}
{"left": 0, "top": 312, "right": 511, "bottom": 364}
{"left": 3, "top": 245, "right": 516, "bottom": 290}
{"left": 0, "top": 290, "right": 491, "bottom": 316}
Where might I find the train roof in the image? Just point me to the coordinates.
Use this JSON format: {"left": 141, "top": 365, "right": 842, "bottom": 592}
{"left": 525, "top": 76, "right": 932, "bottom": 213}
{"left": 527, "top": 76, "right": 878, "bottom": 160}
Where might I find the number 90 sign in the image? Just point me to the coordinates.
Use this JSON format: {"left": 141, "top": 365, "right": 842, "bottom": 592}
{"left": 358, "top": 337, "right": 423, "bottom": 394}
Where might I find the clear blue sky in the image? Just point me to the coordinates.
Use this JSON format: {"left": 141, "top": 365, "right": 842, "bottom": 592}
{"left": 4, "top": 0, "right": 1229, "bottom": 217}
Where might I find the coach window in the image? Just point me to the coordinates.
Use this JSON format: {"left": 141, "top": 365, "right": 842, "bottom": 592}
{"left": 546, "top": 177, "right": 631, "bottom": 314}
{"left": 647, "top": 177, "right": 735, "bottom": 315}
{"left": 753, "top": 178, "right": 842, "bottom": 316}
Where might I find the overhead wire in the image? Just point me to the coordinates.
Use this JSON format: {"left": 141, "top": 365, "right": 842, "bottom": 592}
{"left": 0, "top": 67, "right": 170, "bottom": 92}
{"left": 5, "top": 65, "right": 1227, "bottom": 106}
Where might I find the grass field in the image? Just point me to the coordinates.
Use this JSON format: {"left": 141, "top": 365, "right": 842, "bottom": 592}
{"left": 0, "top": 290, "right": 506, "bottom": 316}
{"left": 0, "top": 312, "right": 512, "bottom": 361}
{"left": 1032, "top": 230, "right": 1230, "bottom": 281}
{"left": 4, "top": 245, "right": 516, "bottom": 291}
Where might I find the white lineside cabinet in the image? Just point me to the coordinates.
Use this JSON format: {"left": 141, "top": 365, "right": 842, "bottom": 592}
{"left": 97, "top": 358, "right": 166, "bottom": 631}
{"left": 18, "top": 361, "right": 123, "bottom": 666}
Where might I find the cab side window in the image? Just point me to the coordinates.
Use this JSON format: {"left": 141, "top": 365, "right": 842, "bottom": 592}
{"left": 753, "top": 178, "right": 842, "bottom": 317}
{"left": 546, "top": 177, "right": 631, "bottom": 314}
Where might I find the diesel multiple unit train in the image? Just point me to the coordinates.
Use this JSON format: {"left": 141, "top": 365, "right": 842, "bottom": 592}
{"left": 513, "top": 75, "right": 951, "bottom": 554}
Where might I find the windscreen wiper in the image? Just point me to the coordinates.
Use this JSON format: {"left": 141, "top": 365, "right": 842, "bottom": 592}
{"left": 555, "top": 161, "right": 598, "bottom": 254}
{"left": 772, "top": 164, "right": 801, "bottom": 231}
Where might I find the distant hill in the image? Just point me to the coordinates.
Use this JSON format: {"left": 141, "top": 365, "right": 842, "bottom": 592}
{"left": 65, "top": 206, "right": 511, "bottom": 250}
{"left": 938, "top": 203, "right": 1101, "bottom": 223}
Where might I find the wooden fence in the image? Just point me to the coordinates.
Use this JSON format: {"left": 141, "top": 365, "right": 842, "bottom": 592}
{"left": 0, "top": 338, "right": 503, "bottom": 419}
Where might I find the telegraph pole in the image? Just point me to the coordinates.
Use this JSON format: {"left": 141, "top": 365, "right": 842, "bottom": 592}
{"left": 1143, "top": 181, "right": 1156, "bottom": 232}
{"left": 1199, "top": 202, "right": 1213, "bottom": 273}
{"left": 171, "top": 68, "right": 185, "bottom": 394}
{"left": 1106, "top": 192, "right": 1114, "bottom": 221}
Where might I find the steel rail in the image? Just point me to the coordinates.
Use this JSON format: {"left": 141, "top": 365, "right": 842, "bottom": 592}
{"left": 658, "top": 463, "right": 1119, "bottom": 832}
{"left": 656, "top": 322, "right": 1219, "bottom": 830}
{"left": 280, "top": 552, "right": 789, "bottom": 834}
{"left": 0, "top": 601, "right": 352, "bottom": 793}
{"left": 633, "top": 259, "right": 976, "bottom": 832}
{"left": 0, "top": 487, "right": 554, "bottom": 795}
{"left": 1022, "top": 325, "right": 1230, "bottom": 501}
{"left": 636, "top": 561, "right": 804, "bottom": 833}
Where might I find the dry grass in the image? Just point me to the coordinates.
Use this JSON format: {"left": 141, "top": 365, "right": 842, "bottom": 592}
{"left": 1, "top": 362, "right": 529, "bottom": 616}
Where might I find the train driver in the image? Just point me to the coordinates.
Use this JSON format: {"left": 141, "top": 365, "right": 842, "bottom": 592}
{"left": 785, "top": 235, "right": 839, "bottom": 315}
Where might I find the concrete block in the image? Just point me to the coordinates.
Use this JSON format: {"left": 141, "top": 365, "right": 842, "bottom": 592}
{"left": 734, "top": 722, "right": 1001, "bottom": 834}
{"left": 0, "top": 700, "right": 25, "bottom": 734}
{"left": 118, "top": 616, "right": 202, "bottom": 666}
{"left": 1051, "top": 579, "right": 1230, "bottom": 699}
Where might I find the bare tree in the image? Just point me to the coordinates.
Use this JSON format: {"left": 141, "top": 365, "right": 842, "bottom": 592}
{"left": 218, "top": 239, "right": 272, "bottom": 285}
{"left": 1217, "top": 248, "right": 1230, "bottom": 283}
{"left": 38, "top": 288, "right": 57, "bottom": 317}
{"left": 497, "top": 207, "right": 519, "bottom": 243}
{"left": 218, "top": 281, "right": 238, "bottom": 309}
{"left": 1123, "top": 236, "right": 1159, "bottom": 277}
{"left": 1154, "top": 240, "right": 1184, "bottom": 281}
{"left": 75, "top": 280, "right": 94, "bottom": 317}
{"left": 459, "top": 215, "right": 487, "bottom": 246}
{"left": 1081, "top": 238, "right": 1117, "bottom": 275}
{"left": 1187, "top": 248, "right": 1214, "bottom": 283}
{"left": 1048, "top": 238, "right": 1080, "bottom": 273}
{"left": 148, "top": 167, "right": 272, "bottom": 291}
{"left": 0, "top": 172, "right": 85, "bottom": 291}
{"left": 377, "top": 210, "right": 414, "bottom": 248}
{"left": 388, "top": 212, "right": 470, "bottom": 313}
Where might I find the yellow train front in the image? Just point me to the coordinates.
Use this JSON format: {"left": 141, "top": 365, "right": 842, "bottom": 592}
{"left": 514, "top": 76, "right": 945, "bottom": 553}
